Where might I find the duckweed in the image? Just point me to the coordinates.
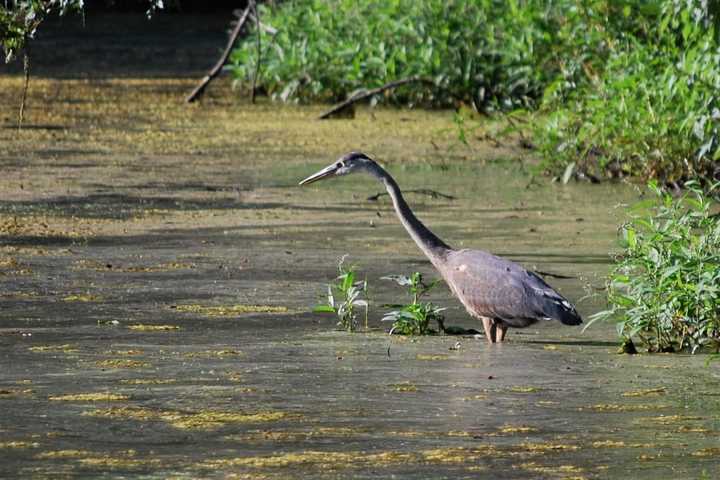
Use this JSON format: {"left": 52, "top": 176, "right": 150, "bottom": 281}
{"left": 28, "top": 344, "right": 78, "bottom": 353}
{"left": 84, "top": 406, "right": 291, "bottom": 430}
{"left": 96, "top": 359, "right": 150, "bottom": 369}
{"left": 128, "top": 324, "right": 180, "bottom": 331}
{"left": 174, "top": 304, "right": 289, "bottom": 316}
{"left": 49, "top": 393, "right": 129, "bottom": 402}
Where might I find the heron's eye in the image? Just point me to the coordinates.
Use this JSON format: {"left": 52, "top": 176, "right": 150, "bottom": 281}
{"left": 336, "top": 162, "right": 343, "bottom": 169}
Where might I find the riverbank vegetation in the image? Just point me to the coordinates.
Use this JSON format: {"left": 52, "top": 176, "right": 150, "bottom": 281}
{"left": 230, "top": 0, "right": 720, "bottom": 186}
{"left": 590, "top": 183, "right": 720, "bottom": 354}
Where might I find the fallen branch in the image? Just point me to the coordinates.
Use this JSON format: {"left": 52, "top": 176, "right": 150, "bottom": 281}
{"left": 367, "top": 189, "right": 455, "bottom": 201}
{"left": 186, "top": 6, "right": 251, "bottom": 103}
{"left": 319, "top": 76, "right": 435, "bottom": 119}
{"left": 533, "top": 270, "right": 576, "bottom": 280}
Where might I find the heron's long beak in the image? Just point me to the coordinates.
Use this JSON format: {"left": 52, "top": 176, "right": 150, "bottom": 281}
{"left": 298, "top": 163, "right": 339, "bottom": 186}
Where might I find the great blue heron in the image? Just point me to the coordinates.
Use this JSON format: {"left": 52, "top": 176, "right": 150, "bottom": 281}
{"left": 300, "top": 152, "right": 582, "bottom": 342}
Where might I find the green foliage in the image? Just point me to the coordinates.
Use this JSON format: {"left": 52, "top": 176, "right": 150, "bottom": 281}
{"left": 589, "top": 182, "right": 720, "bottom": 353}
{"left": 381, "top": 272, "right": 445, "bottom": 335}
{"left": 229, "top": 0, "right": 582, "bottom": 110}
{"left": 231, "top": 0, "right": 720, "bottom": 185}
{"left": 1, "top": 1, "right": 164, "bottom": 63}
{"left": 1, "top": 1, "right": 84, "bottom": 62}
{"left": 534, "top": 0, "right": 720, "bottom": 184}
{"left": 314, "top": 256, "right": 368, "bottom": 332}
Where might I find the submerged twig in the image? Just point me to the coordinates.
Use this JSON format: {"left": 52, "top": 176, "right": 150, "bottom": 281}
{"left": 533, "top": 270, "right": 576, "bottom": 280}
{"left": 186, "top": 6, "right": 252, "bottom": 103}
{"left": 319, "top": 76, "right": 435, "bottom": 119}
{"left": 367, "top": 189, "right": 455, "bottom": 201}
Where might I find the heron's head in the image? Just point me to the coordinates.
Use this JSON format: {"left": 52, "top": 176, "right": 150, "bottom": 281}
{"left": 299, "top": 152, "right": 375, "bottom": 186}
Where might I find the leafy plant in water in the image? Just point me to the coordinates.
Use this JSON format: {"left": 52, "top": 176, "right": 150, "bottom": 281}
{"left": 314, "top": 256, "right": 368, "bottom": 332}
{"left": 382, "top": 272, "right": 445, "bottom": 335}
{"left": 589, "top": 181, "right": 720, "bottom": 353}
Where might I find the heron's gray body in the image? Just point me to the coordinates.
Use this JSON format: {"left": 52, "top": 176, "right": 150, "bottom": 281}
{"left": 442, "top": 249, "right": 581, "bottom": 328}
{"left": 300, "top": 152, "right": 582, "bottom": 342}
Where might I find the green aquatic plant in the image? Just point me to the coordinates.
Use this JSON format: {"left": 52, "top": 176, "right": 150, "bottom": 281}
{"left": 534, "top": 0, "right": 720, "bottom": 185}
{"left": 229, "top": 0, "right": 571, "bottom": 111}
{"left": 382, "top": 272, "right": 445, "bottom": 335}
{"left": 589, "top": 181, "right": 720, "bottom": 353}
{"left": 314, "top": 256, "right": 368, "bottom": 332}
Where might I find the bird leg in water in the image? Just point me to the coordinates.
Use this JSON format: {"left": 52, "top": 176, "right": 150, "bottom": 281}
{"left": 481, "top": 317, "right": 497, "bottom": 343}
{"left": 496, "top": 322, "right": 508, "bottom": 342}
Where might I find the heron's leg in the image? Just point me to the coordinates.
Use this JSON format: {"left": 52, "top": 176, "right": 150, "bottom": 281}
{"left": 481, "top": 317, "right": 496, "bottom": 343}
{"left": 496, "top": 322, "right": 508, "bottom": 342}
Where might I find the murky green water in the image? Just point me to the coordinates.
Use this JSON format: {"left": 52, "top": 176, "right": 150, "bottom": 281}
{"left": 0, "top": 76, "right": 718, "bottom": 479}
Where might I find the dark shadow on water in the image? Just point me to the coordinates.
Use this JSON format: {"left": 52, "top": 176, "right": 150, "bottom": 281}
{"left": 2, "top": 124, "right": 66, "bottom": 130}
{"left": 0, "top": 193, "right": 387, "bottom": 220}
{"left": 521, "top": 339, "right": 618, "bottom": 348}
{"left": 0, "top": 234, "right": 80, "bottom": 247}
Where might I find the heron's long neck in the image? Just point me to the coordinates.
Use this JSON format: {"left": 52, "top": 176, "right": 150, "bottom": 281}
{"left": 366, "top": 163, "right": 452, "bottom": 264}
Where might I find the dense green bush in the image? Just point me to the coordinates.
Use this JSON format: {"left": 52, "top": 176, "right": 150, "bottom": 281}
{"left": 535, "top": 1, "right": 720, "bottom": 184}
{"left": 229, "top": 0, "right": 578, "bottom": 110}
{"left": 590, "top": 182, "right": 720, "bottom": 353}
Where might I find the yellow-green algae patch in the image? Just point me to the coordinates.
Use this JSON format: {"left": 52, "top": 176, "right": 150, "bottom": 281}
{"left": 128, "top": 324, "right": 180, "bottom": 331}
{"left": 0, "top": 256, "right": 32, "bottom": 275}
{"left": 580, "top": 403, "right": 669, "bottom": 412}
{"left": 621, "top": 388, "right": 666, "bottom": 397}
{"left": 36, "top": 450, "right": 92, "bottom": 459}
{"left": 29, "top": 344, "right": 79, "bottom": 353}
{"left": 63, "top": 294, "right": 101, "bottom": 302}
{"left": 201, "top": 451, "right": 364, "bottom": 469}
{"left": 96, "top": 359, "right": 150, "bottom": 369}
{"left": 84, "top": 406, "right": 292, "bottom": 429}
{"left": 78, "top": 456, "right": 162, "bottom": 468}
{"left": 421, "top": 446, "right": 496, "bottom": 463}
{"left": 119, "top": 378, "right": 176, "bottom": 385}
{"left": 105, "top": 349, "right": 143, "bottom": 356}
{"left": 497, "top": 425, "right": 539, "bottom": 434}
{"left": 0, "top": 387, "right": 34, "bottom": 397}
{"left": 514, "top": 442, "right": 579, "bottom": 453}
{"left": 49, "top": 393, "right": 129, "bottom": 402}
{"left": 591, "top": 440, "right": 654, "bottom": 448}
{"left": 389, "top": 382, "right": 418, "bottom": 392}
{"left": 199, "top": 446, "right": 497, "bottom": 470}
{"left": 0, "top": 441, "right": 40, "bottom": 449}
{"left": 508, "top": 386, "right": 541, "bottom": 393}
{"left": 416, "top": 354, "right": 449, "bottom": 361}
{"left": 691, "top": 447, "right": 720, "bottom": 457}
{"left": 226, "top": 426, "right": 367, "bottom": 443}
{"left": 184, "top": 349, "right": 242, "bottom": 358}
{"left": 636, "top": 415, "right": 703, "bottom": 425}
{"left": 174, "top": 304, "right": 289, "bottom": 316}
{"left": 462, "top": 394, "right": 488, "bottom": 401}
{"left": 677, "top": 425, "right": 712, "bottom": 433}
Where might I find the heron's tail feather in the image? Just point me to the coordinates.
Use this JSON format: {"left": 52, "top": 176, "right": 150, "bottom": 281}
{"left": 545, "top": 298, "right": 582, "bottom": 325}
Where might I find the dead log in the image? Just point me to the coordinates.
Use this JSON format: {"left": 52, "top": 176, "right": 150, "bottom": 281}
{"left": 186, "top": 6, "right": 252, "bottom": 103}
{"left": 319, "top": 76, "right": 435, "bottom": 119}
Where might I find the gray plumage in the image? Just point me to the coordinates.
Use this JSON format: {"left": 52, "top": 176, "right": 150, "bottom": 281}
{"left": 300, "top": 152, "right": 582, "bottom": 342}
{"left": 444, "top": 249, "right": 581, "bottom": 328}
